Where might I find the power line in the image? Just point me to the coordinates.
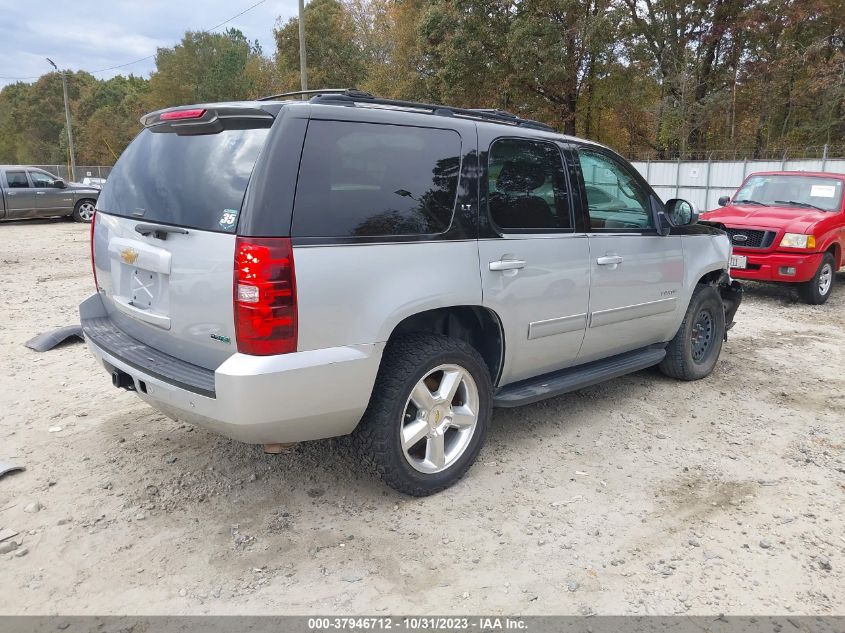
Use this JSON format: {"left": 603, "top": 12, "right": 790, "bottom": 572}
{"left": 0, "top": 0, "right": 268, "bottom": 81}
{"left": 206, "top": 0, "right": 268, "bottom": 33}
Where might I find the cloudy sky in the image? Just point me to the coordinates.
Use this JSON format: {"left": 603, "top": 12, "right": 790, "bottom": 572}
{"left": 0, "top": 0, "right": 299, "bottom": 88}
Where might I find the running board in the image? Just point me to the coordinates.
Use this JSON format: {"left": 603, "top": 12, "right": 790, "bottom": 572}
{"left": 493, "top": 345, "right": 667, "bottom": 408}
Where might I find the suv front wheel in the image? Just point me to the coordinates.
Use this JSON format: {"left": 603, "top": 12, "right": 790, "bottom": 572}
{"left": 659, "top": 284, "right": 725, "bottom": 381}
{"left": 354, "top": 334, "right": 492, "bottom": 496}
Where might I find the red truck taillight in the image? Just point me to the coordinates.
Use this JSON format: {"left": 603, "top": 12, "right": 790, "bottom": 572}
{"left": 233, "top": 237, "right": 298, "bottom": 355}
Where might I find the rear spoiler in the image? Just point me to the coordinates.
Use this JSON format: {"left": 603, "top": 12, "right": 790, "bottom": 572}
{"left": 141, "top": 105, "right": 277, "bottom": 135}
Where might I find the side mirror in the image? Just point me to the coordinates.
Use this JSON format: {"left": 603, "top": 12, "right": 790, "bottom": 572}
{"left": 717, "top": 195, "right": 730, "bottom": 206}
{"left": 664, "top": 198, "right": 699, "bottom": 227}
{"left": 53, "top": 178, "right": 66, "bottom": 189}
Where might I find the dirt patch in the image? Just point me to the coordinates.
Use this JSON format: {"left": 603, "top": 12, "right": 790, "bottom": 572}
{"left": 0, "top": 220, "right": 843, "bottom": 615}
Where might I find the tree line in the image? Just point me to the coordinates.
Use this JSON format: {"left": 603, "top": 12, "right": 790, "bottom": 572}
{"left": 1, "top": 0, "right": 843, "bottom": 167}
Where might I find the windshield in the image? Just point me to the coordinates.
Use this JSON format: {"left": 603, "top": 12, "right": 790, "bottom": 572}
{"left": 734, "top": 175, "right": 843, "bottom": 212}
{"left": 97, "top": 126, "right": 270, "bottom": 232}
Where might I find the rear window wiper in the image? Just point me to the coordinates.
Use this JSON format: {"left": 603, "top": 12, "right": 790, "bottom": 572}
{"left": 774, "top": 200, "right": 827, "bottom": 212}
{"left": 734, "top": 199, "right": 769, "bottom": 206}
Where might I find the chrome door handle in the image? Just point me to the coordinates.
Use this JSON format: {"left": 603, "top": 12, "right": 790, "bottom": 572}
{"left": 597, "top": 255, "right": 624, "bottom": 266}
{"left": 36, "top": 191, "right": 45, "bottom": 195}
{"left": 489, "top": 259, "right": 526, "bottom": 271}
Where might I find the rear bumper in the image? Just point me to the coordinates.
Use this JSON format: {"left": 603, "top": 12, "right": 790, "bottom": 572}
{"left": 731, "top": 251, "right": 822, "bottom": 283}
{"left": 80, "top": 294, "right": 383, "bottom": 444}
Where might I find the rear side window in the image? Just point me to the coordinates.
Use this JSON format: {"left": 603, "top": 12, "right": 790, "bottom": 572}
{"left": 488, "top": 138, "right": 572, "bottom": 231}
{"left": 292, "top": 121, "right": 461, "bottom": 237}
{"left": 6, "top": 171, "right": 29, "bottom": 188}
{"left": 97, "top": 127, "right": 270, "bottom": 233}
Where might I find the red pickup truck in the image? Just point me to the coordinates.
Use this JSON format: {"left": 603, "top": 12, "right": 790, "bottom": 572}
{"left": 701, "top": 171, "right": 845, "bottom": 304}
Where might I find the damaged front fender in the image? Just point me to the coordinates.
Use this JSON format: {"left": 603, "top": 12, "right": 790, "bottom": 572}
{"left": 717, "top": 272, "right": 743, "bottom": 336}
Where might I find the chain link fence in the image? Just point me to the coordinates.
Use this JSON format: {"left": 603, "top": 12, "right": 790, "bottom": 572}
{"left": 626, "top": 144, "right": 845, "bottom": 162}
{"left": 34, "top": 165, "right": 113, "bottom": 181}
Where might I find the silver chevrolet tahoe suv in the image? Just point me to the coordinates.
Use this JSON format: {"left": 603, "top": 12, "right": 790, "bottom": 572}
{"left": 80, "top": 89, "right": 742, "bottom": 496}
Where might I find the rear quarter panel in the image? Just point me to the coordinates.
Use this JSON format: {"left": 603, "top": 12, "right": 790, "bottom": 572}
{"left": 284, "top": 105, "right": 483, "bottom": 353}
{"left": 294, "top": 241, "right": 483, "bottom": 351}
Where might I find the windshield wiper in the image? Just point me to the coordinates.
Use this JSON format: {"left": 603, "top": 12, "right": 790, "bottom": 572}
{"left": 734, "top": 199, "right": 769, "bottom": 206}
{"left": 774, "top": 200, "right": 827, "bottom": 212}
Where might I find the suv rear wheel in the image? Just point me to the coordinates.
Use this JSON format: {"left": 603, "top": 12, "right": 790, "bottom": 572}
{"left": 798, "top": 253, "right": 835, "bottom": 305}
{"left": 354, "top": 334, "right": 492, "bottom": 496}
{"left": 659, "top": 284, "right": 725, "bottom": 381}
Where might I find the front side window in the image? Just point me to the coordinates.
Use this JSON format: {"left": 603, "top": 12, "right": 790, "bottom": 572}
{"left": 487, "top": 138, "right": 571, "bottom": 231}
{"left": 734, "top": 175, "right": 843, "bottom": 212}
{"left": 578, "top": 149, "right": 654, "bottom": 230}
{"left": 6, "top": 171, "right": 29, "bottom": 188}
{"left": 292, "top": 121, "right": 462, "bottom": 237}
{"left": 28, "top": 171, "right": 55, "bottom": 188}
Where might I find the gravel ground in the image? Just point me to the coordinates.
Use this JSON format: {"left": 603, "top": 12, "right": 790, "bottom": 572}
{"left": 0, "top": 219, "right": 843, "bottom": 615}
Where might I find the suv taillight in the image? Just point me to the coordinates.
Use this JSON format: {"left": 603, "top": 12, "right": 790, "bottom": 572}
{"left": 90, "top": 210, "right": 98, "bottom": 290}
{"left": 234, "top": 237, "right": 297, "bottom": 355}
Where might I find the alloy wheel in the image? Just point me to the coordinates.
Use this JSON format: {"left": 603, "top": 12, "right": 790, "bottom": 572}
{"left": 400, "top": 364, "right": 480, "bottom": 474}
{"left": 818, "top": 263, "right": 833, "bottom": 296}
{"left": 78, "top": 202, "right": 96, "bottom": 221}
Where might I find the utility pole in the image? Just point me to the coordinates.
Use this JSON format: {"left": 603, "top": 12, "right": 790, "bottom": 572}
{"left": 298, "top": 0, "right": 308, "bottom": 96}
{"left": 46, "top": 58, "right": 75, "bottom": 182}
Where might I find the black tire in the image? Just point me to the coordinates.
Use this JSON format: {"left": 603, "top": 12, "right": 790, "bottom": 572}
{"left": 659, "top": 284, "right": 725, "bottom": 381}
{"left": 72, "top": 199, "right": 96, "bottom": 223}
{"left": 798, "top": 253, "right": 836, "bottom": 305}
{"left": 353, "top": 333, "right": 492, "bottom": 496}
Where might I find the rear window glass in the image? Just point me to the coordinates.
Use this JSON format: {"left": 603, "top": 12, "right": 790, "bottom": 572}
{"left": 292, "top": 120, "right": 461, "bottom": 237}
{"left": 97, "top": 127, "right": 269, "bottom": 232}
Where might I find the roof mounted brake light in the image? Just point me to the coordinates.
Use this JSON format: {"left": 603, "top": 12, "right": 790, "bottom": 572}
{"left": 160, "top": 108, "right": 206, "bottom": 121}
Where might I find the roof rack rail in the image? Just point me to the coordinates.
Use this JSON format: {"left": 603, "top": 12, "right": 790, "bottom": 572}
{"left": 306, "top": 91, "right": 555, "bottom": 132}
{"left": 258, "top": 87, "right": 555, "bottom": 131}
{"left": 257, "top": 87, "right": 374, "bottom": 102}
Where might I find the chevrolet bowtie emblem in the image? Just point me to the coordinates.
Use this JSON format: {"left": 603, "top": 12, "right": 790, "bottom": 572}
{"left": 120, "top": 247, "right": 139, "bottom": 265}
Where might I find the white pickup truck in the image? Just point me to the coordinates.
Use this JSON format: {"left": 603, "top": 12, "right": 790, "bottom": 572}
{"left": 0, "top": 165, "right": 100, "bottom": 223}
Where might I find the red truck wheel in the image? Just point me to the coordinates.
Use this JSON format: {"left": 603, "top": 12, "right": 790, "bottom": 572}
{"left": 799, "top": 253, "right": 835, "bottom": 305}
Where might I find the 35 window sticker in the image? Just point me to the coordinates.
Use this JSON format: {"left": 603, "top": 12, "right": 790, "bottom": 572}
{"left": 219, "top": 208, "right": 239, "bottom": 231}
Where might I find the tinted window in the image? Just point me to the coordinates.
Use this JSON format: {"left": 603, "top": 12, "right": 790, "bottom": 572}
{"left": 29, "top": 171, "right": 54, "bottom": 187}
{"left": 97, "top": 126, "right": 270, "bottom": 232}
{"left": 488, "top": 138, "right": 571, "bottom": 231}
{"left": 734, "top": 174, "right": 843, "bottom": 212}
{"left": 292, "top": 121, "right": 461, "bottom": 237}
{"left": 6, "top": 171, "right": 29, "bottom": 188}
{"left": 579, "top": 149, "right": 653, "bottom": 230}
